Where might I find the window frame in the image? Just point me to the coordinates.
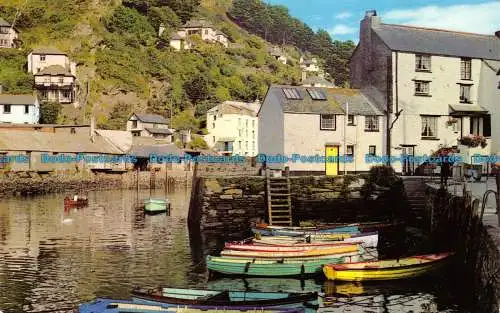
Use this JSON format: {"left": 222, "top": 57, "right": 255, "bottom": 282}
{"left": 421, "top": 115, "right": 439, "bottom": 139}
{"left": 3, "top": 104, "right": 11, "bottom": 114}
{"left": 415, "top": 54, "right": 431, "bottom": 72}
{"left": 368, "top": 145, "right": 376, "bottom": 156}
{"left": 24, "top": 105, "right": 29, "bottom": 114}
{"left": 364, "top": 116, "right": 379, "bottom": 132}
{"left": 347, "top": 115, "right": 355, "bottom": 126}
{"left": 346, "top": 145, "right": 354, "bottom": 157}
{"left": 414, "top": 80, "right": 430, "bottom": 96}
{"left": 40, "top": 54, "right": 46, "bottom": 62}
{"left": 459, "top": 84, "right": 472, "bottom": 103}
{"left": 320, "top": 114, "right": 336, "bottom": 131}
{"left": 460, "top": 58, "right": 472, "bottom": 80}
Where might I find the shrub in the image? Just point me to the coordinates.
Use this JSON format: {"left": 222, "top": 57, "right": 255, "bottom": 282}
{"left": 39, "top": 102, "right": 62, "bottom": 124}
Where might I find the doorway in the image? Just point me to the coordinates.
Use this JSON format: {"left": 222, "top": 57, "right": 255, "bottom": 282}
{"left": 325, "top": 145, "right": 339, "bottom": 176}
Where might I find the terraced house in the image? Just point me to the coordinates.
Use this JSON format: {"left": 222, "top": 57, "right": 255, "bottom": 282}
{"left": 350, "top": 10, "right": 500, "bottom": 175}
{"left": 258, "top": 85, "right": 384, "bottom": 175}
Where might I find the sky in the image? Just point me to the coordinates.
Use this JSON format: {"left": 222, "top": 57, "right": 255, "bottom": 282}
{"left": 269, "top": 0, "right": 500, "bottom": 42}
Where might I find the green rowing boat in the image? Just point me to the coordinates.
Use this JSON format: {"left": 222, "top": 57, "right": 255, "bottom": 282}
{"left": 144, "top": 198, "right": 170, "bottom": 214}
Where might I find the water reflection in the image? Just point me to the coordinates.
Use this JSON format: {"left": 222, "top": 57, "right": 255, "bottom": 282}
{"left": 0, "top": 188, "right": 470, "bottom": 313}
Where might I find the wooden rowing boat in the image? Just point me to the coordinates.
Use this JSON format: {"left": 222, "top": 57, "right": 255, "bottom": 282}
{"left": 64, "top": 196, "right": 88, "bottom": 207}
{"left": 251, "top": 232, "right": 378, "bottom": 248}
{"left": 323, "top": 252, "right": 454, "bottom": 281}
{"left": 221, "top": 245, "right": 359, "bottom": 258}
{"left": 144, "top": 198, "right": 170, "bottom": 214}
{"left": 206, "top": 255, "right": 360, "bottom": 277}
{"left": 225, "top": 242, "right": 358, "bottom": 252}
{"left": 79, "top": 298, "right": 307, "bottom": 313}
{"left": 251, "top": 227, "right": 359, "bottom": 237}
{"left": 131, "top": 287, "right": 318, "bottom": 308}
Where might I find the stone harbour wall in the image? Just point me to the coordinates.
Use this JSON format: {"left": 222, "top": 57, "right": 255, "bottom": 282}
{"left": 426, "top": 185, "right": 500, "bottom": 313}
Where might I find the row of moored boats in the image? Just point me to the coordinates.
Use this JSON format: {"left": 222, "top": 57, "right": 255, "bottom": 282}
{"left": 79, "top": 222, "right": 453, "bottom": 313}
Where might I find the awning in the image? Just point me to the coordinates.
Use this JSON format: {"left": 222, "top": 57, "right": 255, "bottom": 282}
{"left": 449, "top": 104, "right": 488, "bottom": 116}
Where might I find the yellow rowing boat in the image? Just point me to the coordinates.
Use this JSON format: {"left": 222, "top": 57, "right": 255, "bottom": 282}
{"left": 323, "top": 252, "right": 453, "bottom": 281}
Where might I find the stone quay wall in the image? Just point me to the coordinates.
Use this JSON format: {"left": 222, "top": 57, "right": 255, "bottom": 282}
{"left": 0, "top": 170, "right": 191, "bottom": 197}
{"left": 188, "top": 175, "right": 406, "bottom": 252}
{"left": 426, "top": 185, "right": 500, "bottom": 313}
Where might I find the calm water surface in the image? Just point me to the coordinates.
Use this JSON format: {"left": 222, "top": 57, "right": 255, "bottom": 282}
{"left": 0, "top": 189, "right": 471, "bottom": 313}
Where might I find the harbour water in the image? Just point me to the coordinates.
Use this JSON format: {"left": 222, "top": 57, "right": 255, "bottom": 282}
{"left": 0, "top": 189, "right": 473, "bottom": 313}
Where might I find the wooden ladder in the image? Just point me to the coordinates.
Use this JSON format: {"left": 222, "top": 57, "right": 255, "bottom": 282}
{"left": 266, "top": 170, "right": 292, "bottom": 226}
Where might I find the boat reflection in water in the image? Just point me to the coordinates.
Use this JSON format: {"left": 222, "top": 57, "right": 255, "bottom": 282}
{"left": 321, "top": 280, "right": 439, "bottom": 313}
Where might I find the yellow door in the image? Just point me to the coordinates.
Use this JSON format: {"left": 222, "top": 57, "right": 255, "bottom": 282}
{"left": 325, "top": 146, "right": 339, "bottom": 176}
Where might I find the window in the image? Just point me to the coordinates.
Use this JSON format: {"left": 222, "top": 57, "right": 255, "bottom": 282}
{"left": 320, "top": 114, "right": 336, "bottom": 130}
{"left": 483, "top": 115, "right": 491, "bottom": 137}
{"left": 3, "top": 105, "right": 11, "bottom": 114}
{"left": 70, "top": 128, "right": 76, "bottom": 134}
{"left": 40, "top": 54, "right": 46, "bottom": 61}
{"left": 415, "top": 54, "right": 431, "bottom": 71}
{"left": 24, "top": 105, "right": 29, "bottom": 114}
{"left": 459, "top": 84, "right": 472, "bottom": 103}
{"left": 132, "top": 120, "right": 138, "bottom": 128}
{"left": 282, "top": 88, "right": 302, "bottom": 100}
{"left": 44, "top": 77, "right": 50, "bottom": 84}
{"left": 470, "top": 117, "right": 483, "bottom": 136}
{"left": 238, "top": 141, "right": 242, "bottom": 149}
{"left": 347, "top": 115, "right": 355, "bottom": 126}
{"left": 415, "top": 80, "right": 430, "bottom": 95}
{"left": 346, "top": 145, "right": 354, "bottom": 156}
{"left": 212, "top": 123, "right": 215, "bottom": 129}
{"left": 62, "top": 91, "right": 71, "bottom": 99}
{"left": 204, "top": 29, "right": 208, "bottom": 35}
{"left": 238, "top": 129, "right": 242, "bottom": 136}
{"left": 40, "top": 90, "right": 48, "bottom": 100}
{"left": 452, "top": 118, "right": 461, "bottom": 133}
{"left": 461, "top": 58, "right": 471, "bottom": 80}
{"left": 58, "top": 77, "right": 64, "bottom": 84}
{"left": 368, "top": 146, "right": 376, "bottom": 156}
{"left": 252, "top": 130, "right": 255, "bottom": 137}
{"left": 421, "top": 116, "right": 438, "bottom": 138}
{"left": 245, "top": 141, "right": 248, "bottom": 149}
{"left": 306, "top": 89, "right": 326, "bottom": 100}
{"left": 364, "top": 116, "right": 379, "bottom": 132}
{"left": 213, "top": 115, "right": 216, "bottom": 121}
{"left": 0, "top": 27, "right": 9, "bottom": 34}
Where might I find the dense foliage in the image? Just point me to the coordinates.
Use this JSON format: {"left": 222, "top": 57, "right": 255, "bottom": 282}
{"left": 229, "top": 0, "right": 355, "bottom": 86}
{"left": 0, "top": 50, "right": 33, "bottom": 93}
{"left": 39, "top": 102, "right": 62, "bottom": 124}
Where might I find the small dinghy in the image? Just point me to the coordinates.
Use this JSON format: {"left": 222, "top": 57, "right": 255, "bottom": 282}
{"left": 144, "top": 198, "right": 170, "bottom": 214}
{"left": 64, "top": 195, "right": 88, "bottom": 207}
{"left": 323, "top": 252, "right": 454, "bottom": 281}
{"left": 131, "top": 287, "right": 318, "bottom": 309}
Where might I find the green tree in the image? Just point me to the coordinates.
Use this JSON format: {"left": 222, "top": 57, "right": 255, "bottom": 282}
{"left": 39, "top": 102, "right": 62, "bottom": 124}
{"left": 100, "top": 102, "right": 134, "bottom": 130}
{"left": 184, "top": 74, "right": 211, "bottom": 104}
{"left": 188, "top": 136, "right": 209, "bottom": 150}
{"left": 172, "top": 110, "right": 199, "bottom": 131}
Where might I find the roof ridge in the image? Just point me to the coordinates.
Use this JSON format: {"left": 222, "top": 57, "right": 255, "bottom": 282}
{"left": 379, "top": 23, "right": 496, "bottom": 38}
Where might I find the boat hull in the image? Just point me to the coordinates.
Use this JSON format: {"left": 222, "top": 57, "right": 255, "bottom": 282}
{"left": 323, "top": 252, "right": 453, "bottom": 281}
{"left": 144, "top": 199, "right": 169, "bottom": 214}
{"left": 221, "top": 245, "right": 359, "bottom": 258}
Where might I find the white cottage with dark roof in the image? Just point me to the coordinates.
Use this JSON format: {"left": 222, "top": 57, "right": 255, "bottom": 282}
{"left": 0, "top": 17, "right": 19, "bottom": 48}
{"left": 126, "top": 113, "right": 173, "bottom": 141}
{"left": 0, "top": 94, "right": 39, "bottom": 124}
{"left": 258, "top": 85, "right": 384, "bottom": 174}
{"left": 351, "top": 10, "right": 500, "bottom": 174}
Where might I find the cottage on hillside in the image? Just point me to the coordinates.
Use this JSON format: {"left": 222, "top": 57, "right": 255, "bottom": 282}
{"left": 269, "top": 47, "right": 287, "bottom": 65}
{"left": 168, "top": 19, "right": 229, "bottom": 51}
{"left": 28, "top": 47, "right": 78, "bottom": 106}
{"left": 350, "top": 10, "right": 500, "bottom": 174}
{"left": 0, "top": 17, "right": 19, "bottom": 48}
{"left": 0, "top": 94, "right": 40, "bottom": 124}
{"left": 205, "top": 101, "right": 260, "bottom": 156}
{"left": 258, "top": 85, "right": 384, "bottom": 175}
{"left": 126, "top": 113, "right": 173, "bottom": 141}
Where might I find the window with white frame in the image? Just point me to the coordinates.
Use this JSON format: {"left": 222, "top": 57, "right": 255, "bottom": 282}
{"left": 415, "top": 54, "right": 431, "bottom": 71}
{"left": 364, "top": 116, "right": 379, "bottom": 132}
{"left": 421, "top": 116, "right": 438, "bottom": 138}
{"left": 347, "top": 115, "right": 355, "bottom": 126}
{"left": 346, "top": 145, "right": 354, "bottom": 156}
{"left": 368, "top": 145, "right": 376, "bottom": 156}
{"left": 415, "top": 80, "right": 430, "bottom": 95}
{"left": 459, "top": 84, "right": 472, "bottom": 103}
{"left": 461, "top": 58, "right": 471, "bottom": 80}
{"left": 320, "top": 114, "right": 335, "bottom": 130}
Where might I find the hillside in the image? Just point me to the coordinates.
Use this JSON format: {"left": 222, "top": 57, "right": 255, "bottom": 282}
{"left": 0, "top": 0, "right": 354, "bottom": 130}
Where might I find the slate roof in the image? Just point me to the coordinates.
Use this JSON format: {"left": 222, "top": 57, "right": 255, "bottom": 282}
{"left": 0, "top": 17, "right": 11, "bottom": 27}
{"left": 0, "top": 130, "right": 122, "bottom": 154}
{"left": 183, "top": 19, "right": 213, "bottom": 29}
{"left": 131, "top": 113, "right": 169, "bottom": 125}
{"left": 373, "top": 24, "right": 500, "bottom": 60}
{"left": 145, "top": 128, "right": 173, "bottom": 135}
{"left": 0, "top": 94, "right": 37, "bottom": 105}
{"left": 449, "top": 104, "right": 488, "bottom": 115}
{"left": 128, "top": 144, "right": 184, "bottom": 158}
{"left": 35, "top": 65, "right": 73, "bottom": 76}
{"left": 31, "top": 47, "right": 66, "bottom": 55}
{"left": 263, "top": 85, "right": 382, "bottom": 116}
{"left": 208, "top": 101, "right": 257, "bottom": 116}
{"left": 95, "top": 130, "right": 133, "bottom": 153}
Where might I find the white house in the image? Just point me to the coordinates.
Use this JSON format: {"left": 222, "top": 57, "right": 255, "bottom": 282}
{"left": 258, "top": 85, "right": 384, "bottom": 175}
{"left": 206, "top": 101, "right": 260, "bottom": 156}
{"left": 0, "top": 94, "right": 40, "bottom": 124}
{"left": 168, "top": 19, "right": 228, "bottom": 51}
{"left": 126, "top": 113, "right": 173, "bottom": 142}
{"left": 269, "top": 47, "right": 288, "bottom": 65}
{"left": 28, "top": 47, "right": 78, "bottom": 106}
{"left": 0, "top": 17, "right": 19, "bottom": 48}
{"left": 350, "top": 10, "right": 500, "bottom": 174}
